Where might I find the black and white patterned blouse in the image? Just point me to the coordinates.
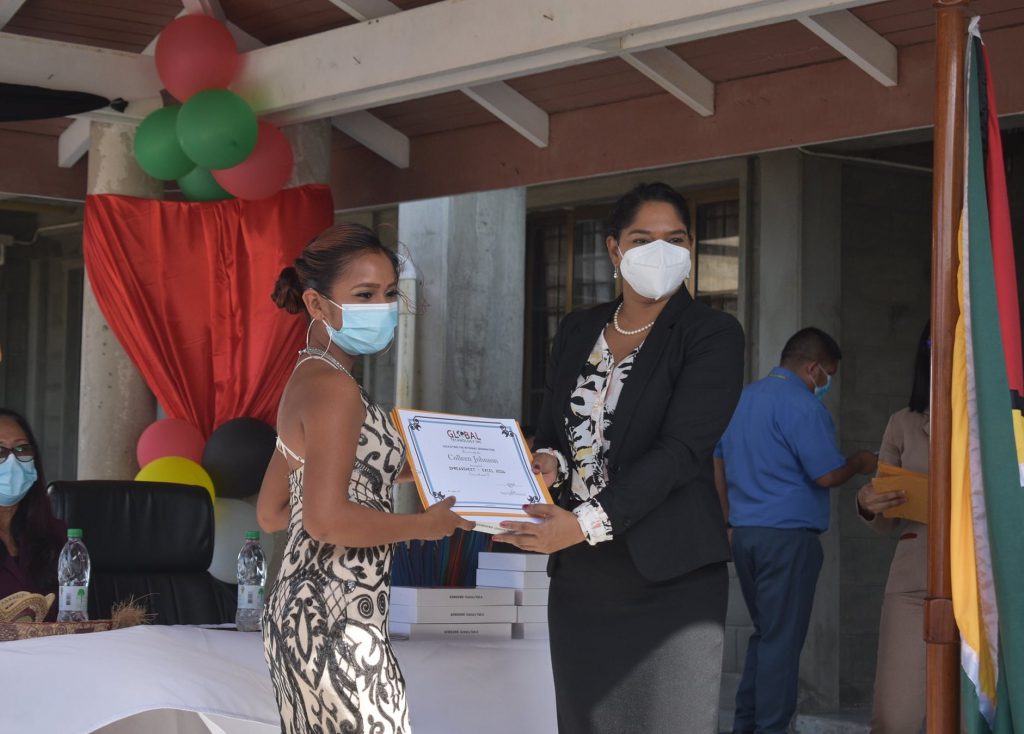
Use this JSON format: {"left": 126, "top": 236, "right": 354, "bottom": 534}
{"left": 538, "top": 330, "right": 641, "bottom": 545}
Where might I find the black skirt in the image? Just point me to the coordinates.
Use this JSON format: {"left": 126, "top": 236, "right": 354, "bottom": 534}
{"left": 548, "top": 538, "right": 728, "bottom": 734}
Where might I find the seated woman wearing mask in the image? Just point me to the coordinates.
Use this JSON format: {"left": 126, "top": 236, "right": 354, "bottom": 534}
{"left": 0, "top": 409, "right": 66, "bottom": 620}
{"left": 495, "top": 183, "right": 745, "bottom": 734}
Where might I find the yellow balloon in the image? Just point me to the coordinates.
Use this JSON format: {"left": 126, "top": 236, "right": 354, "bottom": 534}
{"left": 135, "top": 456, "right": 215, "bottom": 504}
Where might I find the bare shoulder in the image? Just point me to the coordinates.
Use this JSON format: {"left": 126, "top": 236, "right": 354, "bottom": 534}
{"left": 278, "top": 360, "right": 365, "bottom": 450}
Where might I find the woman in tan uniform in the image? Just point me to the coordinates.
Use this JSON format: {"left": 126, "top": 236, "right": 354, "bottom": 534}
{"left": 856, "top": 324, "right": 930, "bottom": 734}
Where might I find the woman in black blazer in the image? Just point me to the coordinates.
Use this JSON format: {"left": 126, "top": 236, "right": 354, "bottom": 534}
{"left": 495, "top": 183, "right": 745, "bottom": 734}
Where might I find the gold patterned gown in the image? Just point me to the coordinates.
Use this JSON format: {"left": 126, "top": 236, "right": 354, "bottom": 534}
{"left": 263, "top": 384, "right": 410, "bottom": 734}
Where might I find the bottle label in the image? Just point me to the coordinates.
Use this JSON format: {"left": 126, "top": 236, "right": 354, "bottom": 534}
{"left": 59, "top": 585, "right": 88, "bottom": 613}
{"left": 238, "top": 584, "right": 265, "bottom": 610}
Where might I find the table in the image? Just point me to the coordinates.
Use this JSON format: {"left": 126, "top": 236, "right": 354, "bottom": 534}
{"left": 0, "top": 625, "right": 557, "bottom": 733}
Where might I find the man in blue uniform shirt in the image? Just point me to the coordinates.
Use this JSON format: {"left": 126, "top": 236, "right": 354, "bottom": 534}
{"left": 714, "top": 327, "right": 877, "bottom": 734}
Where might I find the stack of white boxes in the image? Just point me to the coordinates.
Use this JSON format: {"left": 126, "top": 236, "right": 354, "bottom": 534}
{"left": 388, "top": 586, "right": 516, "bottom": 640}
{"left": 476, "top": 551, "right": 549, "bottom": 640}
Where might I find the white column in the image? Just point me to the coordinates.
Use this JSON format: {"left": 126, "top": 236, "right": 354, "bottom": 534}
{"left": 77, "top": 122, "right": 161, "bottom": 479}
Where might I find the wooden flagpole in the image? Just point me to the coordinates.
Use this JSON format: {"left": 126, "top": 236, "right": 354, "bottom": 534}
{"left": 928, "top": 1, "right": 968, "bottom": 732}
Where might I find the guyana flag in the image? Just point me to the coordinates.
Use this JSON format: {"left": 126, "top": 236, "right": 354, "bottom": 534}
{"left": 950, "top": 17, "right": 1024, "bottom": 734}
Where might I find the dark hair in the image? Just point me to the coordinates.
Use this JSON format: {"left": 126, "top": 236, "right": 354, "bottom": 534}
{"left": 0, "top": 409, "right": 61, "bottom": 590}
{"left": 272, "top": 223, "right": 400, "bottom": 315}
{"left": 908, "top": 321, "right": 931, "bottom": 413}
{"left": 607, "top": 182, "right": 692, "bottom": 239}
{"left": 780, "top": 327, "right": 843, "bottom": 367}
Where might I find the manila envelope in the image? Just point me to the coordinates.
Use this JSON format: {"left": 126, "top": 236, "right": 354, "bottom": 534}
{"left": 872, "top": 462, "right": 928, "bottom": 524}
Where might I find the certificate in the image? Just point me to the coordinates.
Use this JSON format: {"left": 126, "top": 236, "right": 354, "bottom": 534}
{"left": 391, "top": 409, "right": 554, "bottom": 534}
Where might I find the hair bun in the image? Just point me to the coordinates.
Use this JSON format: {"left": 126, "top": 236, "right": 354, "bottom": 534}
{"left": 272, "top": 266, "right": 305, "bottom": 314}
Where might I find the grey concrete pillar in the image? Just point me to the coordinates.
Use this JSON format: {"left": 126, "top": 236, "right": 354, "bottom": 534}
{"left": 743, "top": 150, "right": 844, "bottom": 715}
{"left": 78, "top": 122, "right": 162, "bottom": 479}
{"left": 395, "top": 187, "right": 527, "bottom": 511}
{"left": 797, "top": 154, "right": 843, "bottom": 714}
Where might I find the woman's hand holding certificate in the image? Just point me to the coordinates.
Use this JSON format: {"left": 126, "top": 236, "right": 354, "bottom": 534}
{"left": 392, "top": 409, "right": 555, "bottom": 534}
{"left": 492, "top": 502, "right": 585, "bottom": 554}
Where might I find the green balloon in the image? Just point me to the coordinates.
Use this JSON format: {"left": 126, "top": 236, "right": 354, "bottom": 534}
{"left": 176, "top": 90, "right": 258, "bottom": 170}
{"left": 177, "top": 168, "right": 233, "bottom": 202}
{"left": 134, "top": 106, "right": 195, "bottom": 181}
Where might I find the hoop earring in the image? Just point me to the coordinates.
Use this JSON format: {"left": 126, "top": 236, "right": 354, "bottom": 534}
{"left": 305, "top": 318, "right": 331, "bottom": 356}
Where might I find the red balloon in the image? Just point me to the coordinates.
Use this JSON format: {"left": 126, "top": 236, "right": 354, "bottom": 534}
{"left": 137, "top": 418, "right": 206, "bottom": 468}
{"left": 213, "top": 122, "right": 294, "bottom": 200}
{"left": 155, "top": 14, "right": 241, "bottom": 102}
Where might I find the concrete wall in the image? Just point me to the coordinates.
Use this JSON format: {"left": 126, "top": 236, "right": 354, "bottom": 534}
{"left": 837, "top": 162, "right": 932, "bottom": 706}
{"left": 734, "top": 153, "right": 931, "bottom": 716}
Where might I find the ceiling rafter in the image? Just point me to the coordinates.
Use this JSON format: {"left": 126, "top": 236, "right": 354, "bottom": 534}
{"left": 3, "top": 0, "right": 884, "bottom": 139}
{"left": 622, "top": 48, "right": 714, "bottom": 117}
{"left": 335, "top": 0, "right": 551, "bottom": 148}
{"left": 327, "top": 0, "right": 403, "bottom": 22}
{"left": 57, "top": 118, "right": 90, "bottom": 169}
{"left": 0, "top": 0, "right": 27, "bottom": 31}
{"left": 58, "top": 0, "right": 411, "bottom": 169}
{"left": 798, "top": 9, "right": 897, "bottom": 87}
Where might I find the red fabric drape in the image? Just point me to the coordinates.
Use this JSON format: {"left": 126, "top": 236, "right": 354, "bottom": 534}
{"left": 83, "top": 184, "right": 333, "bottom": 437}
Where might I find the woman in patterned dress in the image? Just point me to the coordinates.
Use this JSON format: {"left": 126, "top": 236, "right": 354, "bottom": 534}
{"left": 495, "top": 183, "right": 745, "bottom": 733}
{"left": 258, "top": 223, "right": 472, "bottom": 734}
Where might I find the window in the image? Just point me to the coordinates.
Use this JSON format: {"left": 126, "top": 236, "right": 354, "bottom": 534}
{"left": 523, "top": 189, "right": 741, "bottom": 425}
{"left": 693, "top": 196, "right": 740, "bottom": 318}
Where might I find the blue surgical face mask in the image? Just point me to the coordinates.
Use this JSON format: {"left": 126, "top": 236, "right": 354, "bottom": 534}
{"left": 0, "top": 455, "right": 37, "bottom": 507}
{"left": 321, "top": 296, "right": 399, "bottom": 356}
{"left": 813, "top": 365, "right": 833, "bottom": 400}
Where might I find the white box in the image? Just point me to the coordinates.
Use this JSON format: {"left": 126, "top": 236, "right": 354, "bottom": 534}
{"left": 390, "top": 605, "right": 517, "bottom": 624}
{"left": 476, "top": 551, "right": 549, "bottom": 572}
{"left": 514, "top": 588, "right": 550, "bottom": 606}
{"left": 512, "top": 623, "right": 549, "bottom": 640}
{"left": 515, "top": 605, "right": 548, "bottom": 624}
{"left": 476, "top": 569, "right": 550, "bottom": 589}
{"left": 389, "top": 622, "right": 513, "bottom": 641}
{"left": 391, "top": 586, "right": 515, "bottom": 607}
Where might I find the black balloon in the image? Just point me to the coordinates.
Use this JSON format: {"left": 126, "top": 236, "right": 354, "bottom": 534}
{"left": 201, "top": 418, "right": 277, "bottom": 499}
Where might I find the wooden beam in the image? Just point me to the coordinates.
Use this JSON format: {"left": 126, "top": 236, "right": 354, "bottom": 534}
{"left": 461, "top": 82, "right": 549, "bottom": 147}
{"left": 329, "top": 0, "right": 551, "bottom": 149}
{"left": 332, "top": 111, "right": 410, "bottom": 168}
{"left": 181, "top": 0, "right": 222, "bottom": 18}
{"left": 235, "top": 0, "right": 874, "bottom": 124}
{"left": 622, "top": 48, "right": 714, "bottom": 117}
{"left": 177, "top": 0, "right": 263, "bottom": 51}
{"left": 927, "top": 2, "right": 967, "bottom": 733}
{"left": 3, "top": 0, "right": 877, "bottom": 126}
{"left": 0, "top": 32, "right": 159, "bottom": 99}
{"left": 0, "top": 0, "right": 27, "bottom": 30}
{"left": 799, "top": 9, "right": 898, "bottom": 87}
{"left": 328, "top": 0, "right": 400, "bottom": 22}
{"left": 57, "top": 118, "right": 90, "bottom": 169}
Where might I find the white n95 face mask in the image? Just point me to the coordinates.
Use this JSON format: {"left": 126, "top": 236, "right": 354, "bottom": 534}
{"left": 618, "top": 239, "right": 692, "bottom": 300}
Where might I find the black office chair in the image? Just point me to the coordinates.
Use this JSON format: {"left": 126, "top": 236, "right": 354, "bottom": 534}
{"left": 47, "top": 480, "right": 236, "bottom": 625}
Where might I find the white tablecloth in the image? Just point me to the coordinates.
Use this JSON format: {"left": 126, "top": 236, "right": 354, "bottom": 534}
{"left": 0, "top": 625, "right": 557, "bottom": 734}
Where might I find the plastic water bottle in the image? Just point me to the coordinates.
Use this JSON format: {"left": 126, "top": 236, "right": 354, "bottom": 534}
{"left": 236, "top": 531, "right": 266, "bottom": 632}
{"left": 57, "top": 529, "right": 91, "bottom": 622}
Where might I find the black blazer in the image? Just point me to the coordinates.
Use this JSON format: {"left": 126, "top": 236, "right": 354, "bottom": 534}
{"left": 535, "top": 287, "right": 745, "bottom": 582}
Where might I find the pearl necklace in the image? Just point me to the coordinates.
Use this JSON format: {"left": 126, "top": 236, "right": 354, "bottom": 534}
{"left": 612, "top": 303, "right": 656, "bottom": 336}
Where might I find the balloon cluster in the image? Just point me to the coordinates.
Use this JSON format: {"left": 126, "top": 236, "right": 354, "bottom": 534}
{"left": 133, "top": 14, "right": 294, "bottom": 201}
{"left": 134, "top": 416, "right": 278, "bottom": 583}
